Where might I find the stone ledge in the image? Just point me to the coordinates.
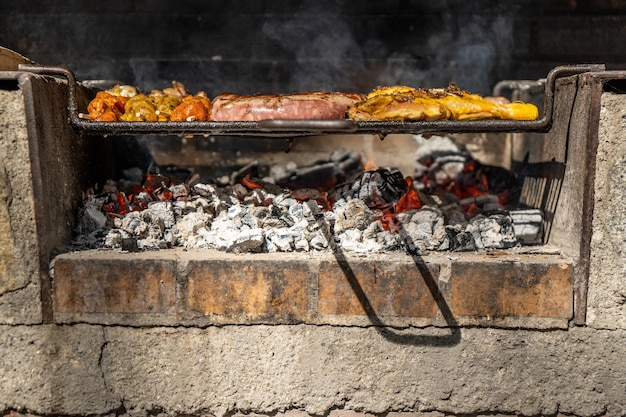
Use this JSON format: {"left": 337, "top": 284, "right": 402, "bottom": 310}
{"left": 51, "top": 248, "right": 575, "bottom": 329}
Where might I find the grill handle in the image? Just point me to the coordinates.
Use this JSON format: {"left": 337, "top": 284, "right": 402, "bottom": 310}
{"left": 257, "top": 119, "right": 357, "bottom": 132}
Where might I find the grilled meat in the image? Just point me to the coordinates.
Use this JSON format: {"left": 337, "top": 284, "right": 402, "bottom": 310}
{"left": 85, "top": 81, "right": 537, "bottom": 123}
{"left": 347, "top": 84, "right": 539, "bottom": 121}
{"left": 86, "top": 91, "right": 130, "bottom": 121}
{"left": 85, "top": 81, "right": 211, "bottom": 122}
{"left": 210, "top": 92, "right": 363, "bottom": 121}
{"left": 170, "top": 93, "right": 211, "bottom": 122}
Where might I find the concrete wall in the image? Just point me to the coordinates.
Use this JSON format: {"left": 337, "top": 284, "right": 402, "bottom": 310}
{"left": 0, "top": 80, "right": 625, "bottom": 416}
{"left": 0, "top": 85, "right": 41, "bottom": 324}
{"left": 1, "top": 2, "right": 626, "bottom": 410}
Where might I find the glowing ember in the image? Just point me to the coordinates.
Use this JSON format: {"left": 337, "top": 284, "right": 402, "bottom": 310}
{"left": 364, "top": 158, "right": 379, "bottom": 171}
{"left": 242, "top": 175, "right": 264, "bottom": 190}
{"left": 378, "top": 177, "right": 423, "bottom": 232}
{"left": 76, "top": 143, "right": 526, "bottom": 254}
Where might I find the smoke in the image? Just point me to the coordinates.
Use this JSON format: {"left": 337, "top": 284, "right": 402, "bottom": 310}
{"left": 121, "top": 1, "right": 518, "bottom": 95}
{"left": 262, "top": 1, "right": 516, "bottom": 95}
{"left": 374, "top": 13, "right": 515, "bottom": 95}
{"left": 428, "top": 13, "right": 515, "bottom": 94}
{"left": 262, "top": 0, "right": 365, "bottom": 92}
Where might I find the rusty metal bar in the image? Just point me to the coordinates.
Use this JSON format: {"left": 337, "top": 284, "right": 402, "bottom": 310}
{"left": 17, "top": 63, "right": 605, "bottom": 137}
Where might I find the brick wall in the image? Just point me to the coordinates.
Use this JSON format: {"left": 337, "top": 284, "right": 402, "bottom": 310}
{"left": 1, "top": 0, "right": 625, "bottom": 95}
{"left": 50, "top": 249, "right": 574, "bottom": 329}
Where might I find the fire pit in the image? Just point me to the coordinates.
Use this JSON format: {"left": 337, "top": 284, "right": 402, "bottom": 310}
{"left": 2, "top": 64, "right": 622, "bottom": 328}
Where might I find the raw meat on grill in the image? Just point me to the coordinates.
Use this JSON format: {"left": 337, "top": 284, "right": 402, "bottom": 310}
{"left": 346, "top": 84, "right": 539, "bottom": 121}
{"left": 210, "top": 92, "right": 364, "bottom": 121}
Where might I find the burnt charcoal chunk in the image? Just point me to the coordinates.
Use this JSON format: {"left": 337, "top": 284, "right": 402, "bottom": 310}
{"left": 337, "top": 169, "right": 408, "bottom": 210}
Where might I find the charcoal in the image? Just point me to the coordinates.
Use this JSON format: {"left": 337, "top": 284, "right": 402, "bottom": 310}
{"left": 288, "top": 202, "right": 305, "bottom": 221}
{"left": 510, "top": 209, "right": 543, "bottom": 244}
{"left": 269, "top": 161, "right": 297, "bottom": 181}
{"left": 261, "top": 216, "right": 291, "bottom": 229}
{"left": 360, "top": 221, "right": 400, "bottom": 250}
{"left": 176, "top": 212, "right": 211, "bottom": 243}
{"left": 336, "top": 169, "right": 407, "bottom": 210}
{"left": 104, "top": 229, "right": 124, "bottom": 248}
{"left": 169, "top": 183, "right": 190, "bottom": 199}
{"left": 337, "top": 228, "right": 387, "bottom": 253}
{"left": 302, "top": 199, "right": 321, "bottom": 218}
{"left": 294, "top": 237, "right": 310, "bottom": 251}
{"left": 446, "top": 226, "right": 478, "bottom": 252}
{"left": 146, "top": 201, "right": 175, "bottom": 229}
{"left": 243, "top": 189, "right": 267, "bottom": 206}
{"left": 230, "top": 183, "right": 250, "bottom": 201}
{"left": 230, "top": 160, "right": 259, "bottom": 184}
{"left": 121, "top": 238, "right": 139, "bottom": 252}
{"left": 265, "top": 227, "right": 297, "bottom": 252}
{"left": 120, "top": 191, "right": 154, "bottom": 212}
{"left": 76, "top": 145, "right": 532, "bottom": 255}
{"left": 172, "top": 200, "right": 198, "bottom": 216}
{"left": 240, "top": 212, "right": 261, "bottom": 229}
{"left": 362, "top": 220, "right": 384, "bottom": 240}
{"left": 249, "top": 206, "right": 271, "bottom": 220}
{"left": 193, "top": 183, "right": 218, "bottom": 198}
{"left": 115, "top": 212, "right": 149, "bottom": 238}
{"left": 227, "top": 204, "right": 245, "bottom": 221}
{"left": 417, "top": 154, "right": 467, "bottom": 189}
{"left": 274, "top": 194, "right": 297, "bottom": 208}
{"left": 309, "top": 229, "right": 331, "bottom": 250}
{"left": 192, "top": 196, "right": 214, "bottom": 215}
{"left": 271, "top": 149, "right": 361, "bottom": 191}
{"left": 226, "top": 228, "right": 264, "bottom": 253}
{"left": 80, "top": 206, "right": 107, "bottom": 234}
{"left": 331, "top": 149, "right": 362, "bottom": 176}
{"left": 397, "top": 207, "right": 450, "bottom": 252}
{"left": 333, "top": 198, "right": 374, "bottom": 233}
{"left": 192, "top": 226, "right": 212, "bottom": 248}
{"left": 277, "top": 162, "right": 337, "bottom": 190}
{"left": 139, "top": 210, "right": 166, "bottom": 241}
{"left": 466, "top": 213, "right": 519, "bottom": 249}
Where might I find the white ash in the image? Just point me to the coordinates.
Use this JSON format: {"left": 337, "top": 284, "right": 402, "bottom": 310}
{"left": 333, "top": 199, "right": 374, "bottom": 233}
{"left": 510, "top": 208, "right": 544, "bottom": 245}
{"left": 74, "top": 176, "right": 521, "bottom": 254}
{"left": 467, "top": 213, "right": 518, "bottom": 249}
{"left": 397, "top": 206, "right": 450, "bottom": 252}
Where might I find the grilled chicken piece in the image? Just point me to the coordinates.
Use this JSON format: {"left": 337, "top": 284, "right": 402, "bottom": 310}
{"left": 86, "top": 81, "right": 208, "bottom": 122}
{"left": 430, "top": 84, "right": 539, "bottom": 120}
{"left": 170, "top": 94, "right": 212, "bottom": 122}
{"left": 347, "top": 90, "right": 451, "bottom": 121}
{"left": 347, "top": 84, "right": 539, "bottom": 121}
{"left": 86, "top": 91, "right": 129, "bottom": 121}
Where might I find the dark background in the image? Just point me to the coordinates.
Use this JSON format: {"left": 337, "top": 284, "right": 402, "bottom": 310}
{"left": 1, "top": 0, "right": 624, "bottom": 96}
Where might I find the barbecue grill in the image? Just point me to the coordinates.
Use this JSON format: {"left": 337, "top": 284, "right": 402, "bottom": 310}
{"left": 18, "top": 64, "right": 603, "bottom": 137}
{"left": 3, "top": 62, "right": 624, "bottom": 329}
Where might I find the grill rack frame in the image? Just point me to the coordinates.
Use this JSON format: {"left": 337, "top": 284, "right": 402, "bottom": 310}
{"left": 18, "top": 63, "right": 605, "bottom": 138}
